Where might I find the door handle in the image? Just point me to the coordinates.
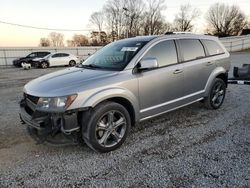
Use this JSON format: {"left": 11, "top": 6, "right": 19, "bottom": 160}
{"left": 206, "top": 62, "right": 213, "bottom": 66}
{"left": 173, "top": 69, "right": 183, "bottom": 74}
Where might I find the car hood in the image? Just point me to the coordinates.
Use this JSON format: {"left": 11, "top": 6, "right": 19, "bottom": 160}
{"left": 24, "top": 67, "right": 118, "bottom": 97}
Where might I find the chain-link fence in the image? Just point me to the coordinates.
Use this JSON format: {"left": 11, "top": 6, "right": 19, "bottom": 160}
{"left": 0, "top": 47, "right": 102, "bottom": 66}
{"left": 1, "top": 35, "right": 250, "bottom": 67}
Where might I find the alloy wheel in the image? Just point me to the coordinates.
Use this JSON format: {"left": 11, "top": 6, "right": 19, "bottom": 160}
{"left": 211, "top": 82, "right": 225, "bottom": 107}
{"left": 95, "top": 110, "right": 127, "bottom": 148}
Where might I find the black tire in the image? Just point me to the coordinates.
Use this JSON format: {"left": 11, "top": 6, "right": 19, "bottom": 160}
{"left": 69, "top": 60, "right": 76, "bottom": 67}
{"left": 41, "top": 62, "right": 49, "bottom": 69}
{"left": 82, "top": 102, "right": 131, "bottom": 153}
{"left": 204, "top": 78, "right": 226, "bottom": 109}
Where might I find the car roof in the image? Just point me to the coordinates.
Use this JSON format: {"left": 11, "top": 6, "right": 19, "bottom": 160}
{"left": 30, "top": 51, "right": 51, "bottom": 53}
{"left": 121, "top": 33, "right": 218, "bottom": 43}
{"left": 51, "top": 52, "right": 70, "bottom": 55}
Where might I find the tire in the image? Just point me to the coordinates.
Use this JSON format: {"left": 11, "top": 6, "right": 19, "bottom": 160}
{"left": 69, "top": 60, "right": 76, "bottom": 67}
{"left": 204, "top": 78, "right": 226, "bottom": 109}
{"left": 41, "top": 62, "right": 49, "bottom": 69}
{"left": 82, "top": 102, "right": 131, "bottom": 153}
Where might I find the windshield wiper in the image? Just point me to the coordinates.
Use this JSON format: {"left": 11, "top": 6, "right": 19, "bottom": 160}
{"left": 79, "top": 64, "right": 103, "bottom": 69}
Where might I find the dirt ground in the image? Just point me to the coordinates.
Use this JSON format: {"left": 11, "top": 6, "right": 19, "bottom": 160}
{"left": 0, "top": 53, "right": 249, "bottom": 187}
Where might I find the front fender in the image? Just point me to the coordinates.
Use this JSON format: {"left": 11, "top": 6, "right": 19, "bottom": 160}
{"left": 74, "top": 87, "right": 140, "bottom": 122}
{"left": 204, "top": 67, "right": 227, "bottom": 96}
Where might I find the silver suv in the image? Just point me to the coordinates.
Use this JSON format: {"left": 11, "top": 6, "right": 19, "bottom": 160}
{"left": 20, "top": 34, "right": 230, "bottom": 152}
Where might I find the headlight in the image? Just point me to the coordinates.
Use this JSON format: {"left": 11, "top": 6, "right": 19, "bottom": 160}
{"left": 37, "top": 95, "right": 77, "bottom": 111}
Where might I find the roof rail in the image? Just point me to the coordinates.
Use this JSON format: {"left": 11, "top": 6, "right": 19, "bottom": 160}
{"left": 164, "top": 31, "right": 196, "bottom": 35}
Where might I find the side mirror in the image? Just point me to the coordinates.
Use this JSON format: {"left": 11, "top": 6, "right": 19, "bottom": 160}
{"left": 138, "top": 57, "right": 158, "bottom": 71}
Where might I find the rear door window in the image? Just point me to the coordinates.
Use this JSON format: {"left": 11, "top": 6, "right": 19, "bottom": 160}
{"left": 202, "top": 40, "right": 224, "bottom": 56}
{"left": 52, "top": 53, "right": 61, "bottom": 58}
{"left": 61, "top": 53, "right": 70, "bottom": 57}
{"left": 178, "top": 39, "right": 205, "bottom": 62}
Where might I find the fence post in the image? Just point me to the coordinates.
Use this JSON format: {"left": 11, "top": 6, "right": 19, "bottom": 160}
{"left": 3, "top": 49, "right": 7, "bottom": 66}
{"left": 230, "top": 42, "right": 233, "bottom": 52}
{"left": 76, "top": 48, "right": 79, "bottom": 56}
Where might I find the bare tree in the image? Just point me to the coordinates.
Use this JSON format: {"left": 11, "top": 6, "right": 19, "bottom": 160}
{"left": 206, "top": 3, "right": 247, "bottom": 37}
{"left": 48, "top": 32, "right": 64, "bottom": 47}
{"left": 89, "top": 31, "right": 108, "bottom": 46}
{"left": 104, "top": 0, "right": 126, "bottom": 40}
{"left": 173, "top": 4, "right": 200, "bottom": 32}
{"left": 39, "top": 38, "right": 50, "bottom": 47}
{"left": 90, "top": 11, "right": 104, "bottom": 32}
{"left": 67, "top": 34, "right": 89, "bottom": 47}
{"left": 142, "top": 0, "right": 166, "bottom": 35}
{"left": 123, "top": 0, "right": 145, "bottom": 37}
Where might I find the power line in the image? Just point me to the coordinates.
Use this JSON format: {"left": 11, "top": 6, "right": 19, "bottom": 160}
{"left": 0, "top": 20, "right": 92, "bottom": 32}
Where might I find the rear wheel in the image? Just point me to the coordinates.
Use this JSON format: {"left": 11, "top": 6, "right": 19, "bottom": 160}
{"left": 204, "top": 78, "right": 226, "bottom": 109}
{"left": 82, "top": 102, "right": 131, "bottom": 153}
{"left": 41, "top": 62, "right": 49, "bottom": 69}
{"left": 69, "top": 60, "right": 76, "bottom": 67}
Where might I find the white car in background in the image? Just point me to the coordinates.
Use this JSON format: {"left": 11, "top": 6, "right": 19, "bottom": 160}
{"left": 33, "top": 53, "right": 79, "bottom": 68}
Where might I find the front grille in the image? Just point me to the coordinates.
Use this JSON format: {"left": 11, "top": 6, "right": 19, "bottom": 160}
{"left": 24, "top": 93, "right": 39, "bottom": 104}
{"left": 25, "top": 105, "right": 34, "bottom": 116}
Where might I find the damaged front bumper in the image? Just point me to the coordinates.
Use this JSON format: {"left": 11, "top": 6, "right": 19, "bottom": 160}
{"left": 19, "top": 95, "right": 83, "bottom": 146}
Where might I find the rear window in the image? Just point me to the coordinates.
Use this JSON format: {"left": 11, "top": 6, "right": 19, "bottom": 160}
{"left": 202, "top": 40, "right": 224, "bottom": 56}
{"left": 179, "top": 39, "right": 205, "bottom": 62}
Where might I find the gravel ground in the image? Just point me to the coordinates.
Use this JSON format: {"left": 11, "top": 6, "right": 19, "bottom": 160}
{"left": 0, "top": 53, "right": 250, "bottom": 187}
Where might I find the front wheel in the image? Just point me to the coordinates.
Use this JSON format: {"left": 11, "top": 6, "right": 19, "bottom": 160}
{"left": 69, "top": 60, "right": 76, "bottom": 67}
{"left": 41, "top": 62, "right": 49, "bottom": 69}
{"left": 204, "top": 78, "right": 226, "bottom": 109}
{"left": 82, "top": 102, "right": 131, "bottom": 153}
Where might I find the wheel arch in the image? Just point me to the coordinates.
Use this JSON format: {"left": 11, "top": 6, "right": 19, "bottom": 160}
{"left": 204, "top": 67, "right": 228, "bottom": 96}
{"left": 78, "top": 88, "right": 140, "bottom": 125}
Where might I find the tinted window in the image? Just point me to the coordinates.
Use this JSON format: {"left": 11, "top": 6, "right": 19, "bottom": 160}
{"left": 37, "top": 52, "right": 48, "bottom": 57}
{"left": 144, "top": 40, "right": 177, "bottom": 67}
{"left": 61, "top": 53, "right": 70, "bottom": 57}
{"left": 179, "top": 39, "right": 205, "bottom": 61}
{"left": 42, "top": 52, "right": 50, "bottom": 57}
{"left": 26, "top": 53, "right": 37, "bottom": 58}
{"left": 202, "top": 40, "right": 224, "bottom": 56}
{"left": 52, "top": 53, "right": 60, "bottom": 58}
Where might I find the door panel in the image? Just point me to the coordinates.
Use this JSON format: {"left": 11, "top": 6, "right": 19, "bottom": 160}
{"left": 138, "top": 64, "right": 184, "bottom": 119}
{"left": 182, "top": 59, "right": 215, "bottom": 96}
{"left": 137, "top": 40, "right": 185, "bottom": 119}
{"left": 177, "top": 39, "right": 215, "bottom": 99}
{"left": 49, "top": 54, "right": 60, "bottom": 66}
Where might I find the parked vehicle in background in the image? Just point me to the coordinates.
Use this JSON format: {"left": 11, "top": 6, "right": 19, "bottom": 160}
{"left": 13, "top": 51, "right": 51, "bottom": 67}
{"left": 19, "top": 34, "right": 230, "bottom": 153}
{"left": 33, "top": 52, "right": 79, "bottom": 68}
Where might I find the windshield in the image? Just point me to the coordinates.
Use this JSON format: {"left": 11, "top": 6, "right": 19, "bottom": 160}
{"left": 82, "top": 39, "right": 148, "bottom": 71}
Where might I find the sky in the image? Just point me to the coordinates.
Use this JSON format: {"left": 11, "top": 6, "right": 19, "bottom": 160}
{"left": 0, "top": 0, "right": 249, "bottom": 47}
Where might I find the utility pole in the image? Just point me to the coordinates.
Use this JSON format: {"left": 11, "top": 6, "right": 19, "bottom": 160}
{"left": 123, "top": 7, "right": 129, "bottom": 38}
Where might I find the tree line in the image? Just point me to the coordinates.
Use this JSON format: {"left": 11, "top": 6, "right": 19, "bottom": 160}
{"left": 39, "top": 1, "right": 249, "bottom": 47}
